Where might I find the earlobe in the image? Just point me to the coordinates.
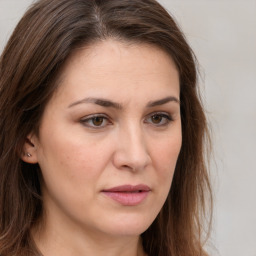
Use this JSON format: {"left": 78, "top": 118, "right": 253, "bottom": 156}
{"left": 20, "top": 135, "right": 39, "bottom": 164}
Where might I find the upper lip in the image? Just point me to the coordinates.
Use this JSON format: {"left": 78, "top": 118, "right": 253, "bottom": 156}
{"left": 102, "top": 184, "right": 151, "bottom": 192}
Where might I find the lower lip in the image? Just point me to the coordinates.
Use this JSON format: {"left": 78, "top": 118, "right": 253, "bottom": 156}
{"left": 102, "top": 191, "right": 149, "bottom": 206}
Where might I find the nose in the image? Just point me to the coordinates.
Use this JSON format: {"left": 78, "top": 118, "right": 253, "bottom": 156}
{"left": 112, "top": 124, "right": 151, "bottom": 172}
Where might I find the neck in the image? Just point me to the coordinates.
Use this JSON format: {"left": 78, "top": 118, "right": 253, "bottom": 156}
{"left": 32, "top": 215, "right": 146, "bottom": 256}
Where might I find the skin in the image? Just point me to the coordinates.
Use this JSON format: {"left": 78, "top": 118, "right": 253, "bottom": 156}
{"left": 23, "top": 40, "right": 181, "bottom": 256}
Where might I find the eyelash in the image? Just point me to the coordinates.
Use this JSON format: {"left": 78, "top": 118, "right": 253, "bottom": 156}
{"left": 80, "top": 112, "right": 173, "bottom": 129}
{"left": 80, "top": 114, "right": 111, "bottom": 129}
{"left": 145, "top": 112, "right": 173, "bottom": 126}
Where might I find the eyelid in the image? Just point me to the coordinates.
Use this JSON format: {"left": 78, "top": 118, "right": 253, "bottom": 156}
{"left": 80, "top": 113, "right": 112, "bottom": 128}
{"left": 144, "top": 111, "right": 173, "bottom": 126}
{"left": 79, "top": 111, "right": 174, "bottom": 129}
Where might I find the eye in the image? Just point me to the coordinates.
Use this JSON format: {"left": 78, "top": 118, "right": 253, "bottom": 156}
{"left": 80, "top": 114, "right": 111, "bottom": 128}
{"left": 145, "top": 112, "right": 172, "bottom": 126}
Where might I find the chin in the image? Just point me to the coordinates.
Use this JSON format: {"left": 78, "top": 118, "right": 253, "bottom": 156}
{"left": 96, "top": 212, "right": 155, "bottom": 237}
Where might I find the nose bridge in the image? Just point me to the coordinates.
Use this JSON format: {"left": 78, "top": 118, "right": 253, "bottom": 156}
{"left": 126, "top": 121, "right": 145, "bottom": 154}
{"left": 113, "top": 120, "right": 150, "bottom": 171}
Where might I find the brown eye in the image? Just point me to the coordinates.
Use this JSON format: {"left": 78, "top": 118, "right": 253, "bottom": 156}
{"left": 92, "top": 116, "right": 104, "bottom": 126}
{"left": 80, "top": 114, "right": 111, "bottom": 129}
{"left": 145, "top": 112, "right": 172, "bottom": 127}
{"left": 151, "top": 114, "right": 163, "bottom": 124}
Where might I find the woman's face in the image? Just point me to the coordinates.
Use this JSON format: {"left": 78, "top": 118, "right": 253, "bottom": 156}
{"left": 29, "top": 40, "right": 181, "bottom": 238}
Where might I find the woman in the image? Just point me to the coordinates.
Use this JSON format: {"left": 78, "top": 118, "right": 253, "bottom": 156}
{"left": 0, "top": 0, "right": 212, "bottom": 255}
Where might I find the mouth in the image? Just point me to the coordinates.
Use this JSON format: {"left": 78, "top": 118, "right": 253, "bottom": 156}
{"left": 102, "top": 184, "right": 151, "bottom": 206}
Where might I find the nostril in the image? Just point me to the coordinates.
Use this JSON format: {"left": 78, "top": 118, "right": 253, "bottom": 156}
{"left": 122, "top": 165, "right": 137, "bottom": 172}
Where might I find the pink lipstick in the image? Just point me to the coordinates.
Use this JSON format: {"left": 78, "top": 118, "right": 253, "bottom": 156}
{"left": 102, "top": 184, "right": 151, "bottom": 206}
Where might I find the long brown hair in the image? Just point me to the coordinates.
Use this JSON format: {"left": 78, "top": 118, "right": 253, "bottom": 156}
{"left": 0, "top": 0, "right": 212, "bottom": 255}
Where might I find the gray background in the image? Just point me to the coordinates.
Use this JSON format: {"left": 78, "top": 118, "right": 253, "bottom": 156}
{"left": 0, "top": 0, "right": 255, "bottom": 255}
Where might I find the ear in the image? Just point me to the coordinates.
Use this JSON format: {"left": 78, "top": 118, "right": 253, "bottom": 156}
{"left": 20, "top": 134, "right": 39, "bottom": 164}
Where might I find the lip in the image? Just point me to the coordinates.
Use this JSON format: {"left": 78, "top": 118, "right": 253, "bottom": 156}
{"left": 102, "top": 184, "right": 151, "bottom": 206}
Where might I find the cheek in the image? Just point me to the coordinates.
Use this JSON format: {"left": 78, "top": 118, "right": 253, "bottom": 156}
{"left": 151, "top": 133, "right": 182, "bottom": 176}
{"left": 36, "top": 131, "right": 115, "bottom": 216}
{"left": 145, "top": 133, "right": 181, "bottom": 218}
{"left": 149, "top": 133, "right": 182, "bottom": 205}
{"left": 39, "top": 138, "right": 111, "bottom": 186}
{"left": 36, "top": 127, "right": 108, "bottom": 199}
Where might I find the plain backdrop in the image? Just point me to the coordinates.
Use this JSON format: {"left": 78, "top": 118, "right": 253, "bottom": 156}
{"left": 0, "top": 0, "right": 256, "bottom": 255}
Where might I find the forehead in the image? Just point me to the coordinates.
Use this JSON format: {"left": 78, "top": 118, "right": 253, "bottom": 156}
{"left": 51, "top": 40, "right": 180, "bottom": 106}
{"left": 63, "top": 39, "right": 177, "bottom": 76}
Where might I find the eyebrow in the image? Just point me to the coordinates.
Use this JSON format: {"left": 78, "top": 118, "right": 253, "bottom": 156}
{"left": 68, "top": 97, "right": 122, "bottom": 109}
{"left": 146, "top": 96, "right": 180, "bottom": 107}
{"left": 68, "top": 96, "right": 179, "bottom": 109}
